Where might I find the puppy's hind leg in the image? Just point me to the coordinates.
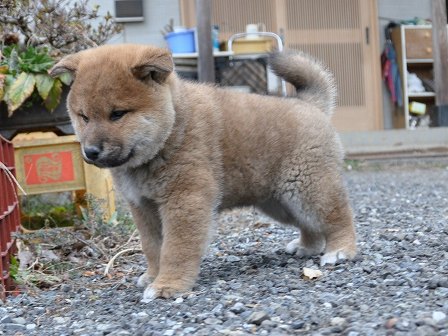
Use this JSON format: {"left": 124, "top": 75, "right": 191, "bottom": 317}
{"left": 320, "top": 195, "right": 357, "bottom": 266}
{"left": 285, "top": 228, "right": 326, "bottom": 257}
{"left": 280, "top": 204, "right": 326, "bottom": 258}
{"left": 277, "top": 171, "right": 356, "bottom": 264}
{"left": 298, "top": 173, "right": 356, "bottom": 266}
{"left": 258, "top": 198, "right": 325, "bottom": 258}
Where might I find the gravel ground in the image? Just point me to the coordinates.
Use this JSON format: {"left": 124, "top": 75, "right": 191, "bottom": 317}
{"left": 1, "top": 159, "right": 448, "bottom": 336}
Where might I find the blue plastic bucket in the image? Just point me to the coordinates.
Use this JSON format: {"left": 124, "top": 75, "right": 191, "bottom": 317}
{"left": 165, "top": 30, "right": 196, "bottom": 53}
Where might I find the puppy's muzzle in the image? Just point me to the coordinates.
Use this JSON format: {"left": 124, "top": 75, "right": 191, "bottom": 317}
{"left": 83, "top": 145, "right": 101, "bottom": 161}
{"left": 82, "top": 144, "right": 134, "bottom": 168}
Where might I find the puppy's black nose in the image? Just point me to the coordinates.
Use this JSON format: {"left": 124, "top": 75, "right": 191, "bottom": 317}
{"left": 84, "top": 146, "right": 101, "bottom": 161}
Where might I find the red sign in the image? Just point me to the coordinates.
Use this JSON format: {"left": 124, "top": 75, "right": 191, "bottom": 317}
{"left": 24, "top": 151, "right": 75, "bottom": 185}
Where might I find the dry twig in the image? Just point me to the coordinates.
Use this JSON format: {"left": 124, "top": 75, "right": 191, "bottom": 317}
{"left": 104, "top": 248, "right": 142, "bottom": 276}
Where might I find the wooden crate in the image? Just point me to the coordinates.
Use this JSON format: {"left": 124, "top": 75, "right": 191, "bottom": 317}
{"left": 13, "top": 136, "right": 115, "bottom": 218}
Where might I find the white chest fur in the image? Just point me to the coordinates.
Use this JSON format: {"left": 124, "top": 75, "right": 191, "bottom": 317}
{"left": 111, "top": 166, "right": 161, "bottom": 206}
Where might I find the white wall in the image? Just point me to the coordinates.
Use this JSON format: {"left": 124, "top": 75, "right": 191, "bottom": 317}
{"left": 92, "top": 0, "right": 435, "bottom": 130}
{"left": 93, "top": 0, "right": 181, "bottom": 47}
{"left": 377, "top": 0, "right": 432, "bottom": 129}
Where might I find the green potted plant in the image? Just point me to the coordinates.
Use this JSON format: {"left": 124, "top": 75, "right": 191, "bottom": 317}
{"left": 0, "top": 45, "right": 74, "bottom": 139}
{"left": 0, "top": 0, "right": 122, "bottom": 139}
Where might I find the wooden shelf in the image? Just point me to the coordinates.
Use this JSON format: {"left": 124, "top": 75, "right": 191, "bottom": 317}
{"left": 408, "top": 92, "right": 436, "bottom": 98}
{"left": 391, "top": 25, "right": 440, "bottom": 129}
{"left": 406, "top": 58, "right": 434, "bottom": 64}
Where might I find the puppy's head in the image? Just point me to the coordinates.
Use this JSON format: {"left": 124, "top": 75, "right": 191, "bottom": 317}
{"left": 50, "top": 44, "right": 176, "bottom": 169}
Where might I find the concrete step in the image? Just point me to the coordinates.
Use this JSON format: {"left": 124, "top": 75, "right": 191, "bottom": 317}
{"left": 340, "top": 127, "right": 448, "bottom": 159}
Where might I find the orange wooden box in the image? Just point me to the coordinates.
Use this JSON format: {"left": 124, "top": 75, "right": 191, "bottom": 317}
{"left": 13, "top": 135, "right": 115, "bottom": 218}
{"left": 14, "top": 136, "right": 85, "bottom": 195}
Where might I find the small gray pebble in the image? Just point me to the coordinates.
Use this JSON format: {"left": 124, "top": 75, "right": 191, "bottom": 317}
{"left": 247, "top": 311, "right": 270, "bottom": 325}
{"left": 291, "top": 321, "right": 305, "bottom": 329}
{"left": 2, "top": 323, "right": 26, "bottom": 331}
{"left": 11, "top": 317, "right": 26, "bottom": 325}
{"left": 183, "top": 327, "right": 197, "bottom": 333}
{"left": 0, "top": 315, "right": 12, "bottom": 324}
{"left": 26, "top": 323, "right": 37, "bottom": 330}
{"left": 204, "top": 317, "right": 222, "bottom": 325}
{"left": 229, "top": 302, "right": 245, "bottom": 314}
{"left": 261, "top": 319, "right": 277, "bottom": 328}
{"left": 432, "top": 311, "right": 446, "bottom": 323}
{"left": 330, "top": 317, "right": 347, "bottom": 327}
{"left": 61, "top": 284, "right": 72, "bottom": 292}
{"left": 226, "top": 255, "right": 241, "bottom": 262}
{"left": 53, "top": 317, "right": 67, "bottom": 324}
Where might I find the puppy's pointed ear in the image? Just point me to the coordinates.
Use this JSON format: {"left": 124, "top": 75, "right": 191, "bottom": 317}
{"left": 49, "top": 54, "right": 81, "bottom": 78}
{"left": 132, "top": 49, "right": 173, "bottom": 84}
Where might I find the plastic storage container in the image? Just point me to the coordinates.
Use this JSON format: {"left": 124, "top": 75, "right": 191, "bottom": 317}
{"left": 0, "top": 135, "right": 20, "bottom": 300}
{"left": 165, "top": 29, "right": 196, "bottom": 53}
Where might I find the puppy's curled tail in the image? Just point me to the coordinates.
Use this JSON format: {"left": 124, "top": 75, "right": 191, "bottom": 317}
{"left": 269, "top": 50, "right": 337, "bottom": 116}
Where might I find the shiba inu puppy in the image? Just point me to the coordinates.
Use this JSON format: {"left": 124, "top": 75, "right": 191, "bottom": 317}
{"left": 50, "top": 44, "right": 356, "bottom": 300}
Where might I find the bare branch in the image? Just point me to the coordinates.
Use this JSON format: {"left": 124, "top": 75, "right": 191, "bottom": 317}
{"left": 0, "top": 0, "right": 122, "bottom": 56}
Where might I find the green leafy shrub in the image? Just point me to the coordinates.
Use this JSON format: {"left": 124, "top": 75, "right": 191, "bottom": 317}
{"left": 0, "top": 45, "right": 72, "bottom": 115}
{"left": 0, "top": 0, "right": 122, "bottom": 115}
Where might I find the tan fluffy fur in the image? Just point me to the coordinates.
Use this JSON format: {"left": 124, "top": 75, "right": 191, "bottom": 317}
{"left": 50, "top": 44, "right": 356, "bottom": 300}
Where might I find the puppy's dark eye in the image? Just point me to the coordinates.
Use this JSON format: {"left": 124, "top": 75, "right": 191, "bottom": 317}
{"left": 110, "top": 110, "right": 129, "bottom": 121}
{"left": 80, "top": 114, "right": 89, "bottom": 123}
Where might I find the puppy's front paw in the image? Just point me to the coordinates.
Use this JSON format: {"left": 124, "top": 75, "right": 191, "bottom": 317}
{"left": 136, "top": 272, "right": 154, "bottom": 288}
{"left": 141, "top": 282, "right": 190, "bottom": 302}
